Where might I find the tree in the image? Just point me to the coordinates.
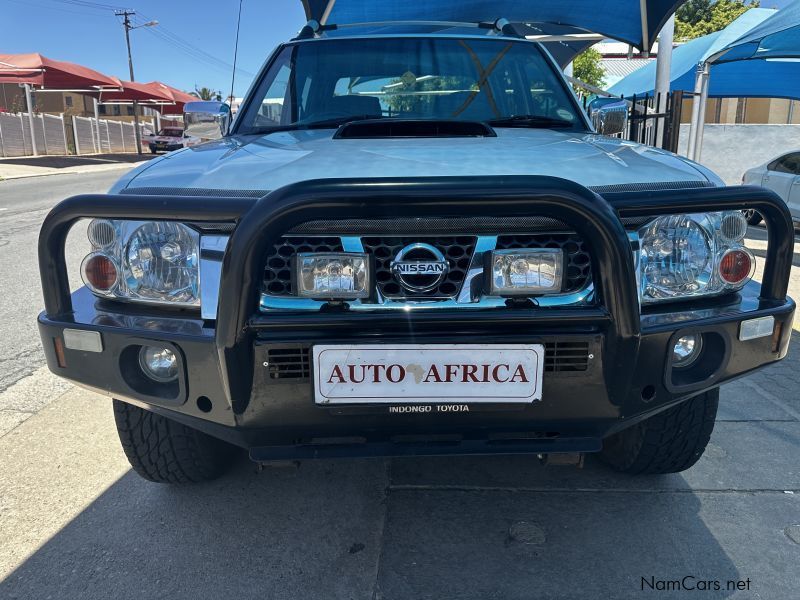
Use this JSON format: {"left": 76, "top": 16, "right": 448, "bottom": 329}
{"left": 192, "top": 86, "right": 222, "bottom": 101}
{"left": 675, "top": 0, "right": 760, "bottom": 41}
{"left": 572, "top": 47, "right": 606, "bottom": 93}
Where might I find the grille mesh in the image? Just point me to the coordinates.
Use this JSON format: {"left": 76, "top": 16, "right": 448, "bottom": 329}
{"left": 263, "top": 236, "right": 344, "bottom": 296}
{"left": 361, "top": 236, "right": 476, "bottom": 298}
{"left": 496, "top": 234, "right": 591, "bottom": 293}
{"left": 265, "top": 342, "right": 589, "bottom": 381}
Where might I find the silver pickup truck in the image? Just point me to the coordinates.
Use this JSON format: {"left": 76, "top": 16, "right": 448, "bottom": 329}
{"left": 37, "top": 21, "right": 795, "bottom": 484}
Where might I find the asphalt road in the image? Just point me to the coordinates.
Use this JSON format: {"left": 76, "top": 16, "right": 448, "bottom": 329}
{"left": 0, "top": 171, "right": 123, "bottom": 393}
{"left": 0, "top": 172, "right": 798, "bottom": 599}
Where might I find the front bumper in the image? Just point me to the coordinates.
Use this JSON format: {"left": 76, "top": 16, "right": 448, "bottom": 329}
{"left": 37, "top": 177, "right": 796, "bottom": 459}
{"left": 149, "top": 143, "right": 183, "bottom": 152}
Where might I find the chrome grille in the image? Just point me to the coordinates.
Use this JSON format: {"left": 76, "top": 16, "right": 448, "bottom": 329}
{"left": 263, "top": 236, "right": 344, "bottom": 296}
{"left": 264, "top": 342, "right": 590, "bottom": 382}
{"left": 361, "top": 236, "right": 477, "bottom": 298}
{"left": 496, "top": 234, "right": 592, "bottom": 293}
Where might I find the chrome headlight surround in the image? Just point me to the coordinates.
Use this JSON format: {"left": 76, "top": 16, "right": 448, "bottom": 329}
{"left": 638, "top": 211, "right": 752, "bottom": 305}
{"left": 83, "top": 219, "right": 200, "bottom": 307}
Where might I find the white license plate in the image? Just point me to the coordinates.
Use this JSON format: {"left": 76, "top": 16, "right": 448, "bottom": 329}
{"left": 312, "top": 344, "right": 544, "bottom": 405}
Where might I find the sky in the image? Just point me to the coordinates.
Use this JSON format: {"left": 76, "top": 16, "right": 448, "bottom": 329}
{"left": 1, "top": 0, "right": 795, "bottom": 98}
{"left": 1, "top": 0, "right": 307, "bottom": 97}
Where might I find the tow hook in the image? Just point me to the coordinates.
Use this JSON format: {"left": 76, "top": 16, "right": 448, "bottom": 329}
{"left": 538, "top": 453, "right": 585, "bottom": 468}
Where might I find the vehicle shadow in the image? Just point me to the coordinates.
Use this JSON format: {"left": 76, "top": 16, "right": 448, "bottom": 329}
{"left": 0, "top": 453, "right": 751, "bottom": 599}
{"left": 3, "top": 338, "right": 797, "bottom": 600}
{"left": 0, "top": 154, "right": 155, "bottom": 168}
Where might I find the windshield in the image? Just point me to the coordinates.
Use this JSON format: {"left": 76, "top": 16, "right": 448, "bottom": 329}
{"left": 238, "top": 37, "right": 585, "bottom": 134}
{"left": 159, "top": 128, "right": 183, "bottom": 137}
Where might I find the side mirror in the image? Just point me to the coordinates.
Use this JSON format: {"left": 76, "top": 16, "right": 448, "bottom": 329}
{"left": 184, "top": 101, "right": 231, "bottom": 140}
{"left": 588, "top": 99, "right": 628, "bottom": 137}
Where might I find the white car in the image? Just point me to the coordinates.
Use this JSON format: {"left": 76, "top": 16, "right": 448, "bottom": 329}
{"left": 147, "top": 127, "right": 199, "bottom": 154}
{"left": 742, "top": 151, "right": 800, "bottom": 227}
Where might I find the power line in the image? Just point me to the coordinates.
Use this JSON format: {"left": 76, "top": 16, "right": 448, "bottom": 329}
{"left": 135, "top": 14, "right": 254, "bottom": 78}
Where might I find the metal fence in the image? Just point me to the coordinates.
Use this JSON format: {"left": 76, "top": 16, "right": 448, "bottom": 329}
{"left": 74, "top": 116, "right": 150, "bottom": 154}
{"left": 1, "top": 111, "right": 154, "bottom": 157}
{"left": 585, "top": 91, "right": 685, "bottom": 154}
{"left": 0, "top": 112, "right": 68, "bottom": 157}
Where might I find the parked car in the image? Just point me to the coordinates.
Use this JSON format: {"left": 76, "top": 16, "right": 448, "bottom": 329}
{"left": 37, "top": 22, "right": 795, "bottom": 484}
{"left": 742, "top": 151, "right": 800, "bottom": 227}
{"left": 147, "top": 127, "right": 198, "bottom": 153}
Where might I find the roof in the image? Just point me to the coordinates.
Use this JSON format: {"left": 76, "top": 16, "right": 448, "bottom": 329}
{"left": 300, "top": 0, "right": 685, "bottom": 50}
{"left": 609, "top": 9, "right": 785, "bottom": 98}
{"left": 0, "top": 52, "right": 120, "bottom": 90}
{"left": 601, "top": 58, "right": 655, "bottom": 87}
{"left": 712, "top": 0, "right": 800, "bottom": 63}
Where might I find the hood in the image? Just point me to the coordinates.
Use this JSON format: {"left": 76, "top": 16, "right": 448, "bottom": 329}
{"left": 113, "top": 128, "right": 719, "bottom": 194}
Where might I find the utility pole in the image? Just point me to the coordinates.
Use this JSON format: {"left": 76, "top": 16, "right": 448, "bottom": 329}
{"left": 116, "top": 9, "right": 143, "bottom": 154}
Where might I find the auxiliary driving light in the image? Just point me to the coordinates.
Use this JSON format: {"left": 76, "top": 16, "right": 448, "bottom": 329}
{"left": 138, "top": 346, "right": 179, "bottom": 383}
{"left": 295, "top": 253, "right": 370, "bottom": 299}
{"left": 673, "top": 334, "right": 703, "bottom": 368}
{"left": 489, "top": 249, "right": 563, "bottom": 296}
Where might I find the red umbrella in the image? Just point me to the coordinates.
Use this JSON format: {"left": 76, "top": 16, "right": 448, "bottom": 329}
{"left": 0, "top": 53, "right": 120, "bottom": 90}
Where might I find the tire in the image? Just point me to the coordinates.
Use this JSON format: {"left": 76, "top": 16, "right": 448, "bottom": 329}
{"left": 600, "top": 388, "right": 719, "bottom": 474}
{"left": 113, "top": 399, "right": 239, "bottom": 483}
{"left": 743, "top": 209, "right": 762, "bottom": 226}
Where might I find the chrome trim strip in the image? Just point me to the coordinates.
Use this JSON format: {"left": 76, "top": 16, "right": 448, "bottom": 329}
{"left": 259, "top": 234, "right": 596, "bottom": 311}
{"left": 200, "top": 235, "right": 229, "bottom": 320}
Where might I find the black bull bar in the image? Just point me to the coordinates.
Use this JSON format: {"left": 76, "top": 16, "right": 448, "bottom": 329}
{"left": 39, "top": 176, "right": 795, "bottom": 413}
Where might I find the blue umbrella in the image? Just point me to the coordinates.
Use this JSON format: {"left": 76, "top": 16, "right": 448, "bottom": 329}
{"left": 301, "top": 0, "right": 685, "bottom": 50}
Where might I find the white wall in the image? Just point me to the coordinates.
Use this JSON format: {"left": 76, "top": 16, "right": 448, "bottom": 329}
{"left": 678, "top": 124, "right": 800, "bottom": 185}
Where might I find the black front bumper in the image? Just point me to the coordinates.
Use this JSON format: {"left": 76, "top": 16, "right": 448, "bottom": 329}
{"left": 37, "top": 177, "right": 796, "bottom": 459}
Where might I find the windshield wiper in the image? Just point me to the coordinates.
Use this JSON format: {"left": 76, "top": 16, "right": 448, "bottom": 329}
{"left": 487, "top": 115, "right": 575, "bottom": 129}
{"left": 246, "top": 115, "right": 381, "bottom": 135}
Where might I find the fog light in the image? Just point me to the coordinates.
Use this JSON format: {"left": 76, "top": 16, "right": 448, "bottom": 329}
{"left": 673, "top": 334, "right": 702, "bottom": 368}
{"left": 489, "top": 249, "right": 563, "bottom": 296}
{"left": 138, "top": 346, "right": 178, "bottom": 382}
{"left": 296, "top": 253, "right": 370, "bottom": 299}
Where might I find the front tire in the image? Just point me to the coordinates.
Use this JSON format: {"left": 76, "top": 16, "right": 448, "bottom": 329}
{"left": 113, "top": 400, "right": 238, "bottom": 483}
{"left": 743, "top": 209, "right": 762, "bottom": 226}
{"left": 601, "top": 388, "right": 719, "bottom": 474}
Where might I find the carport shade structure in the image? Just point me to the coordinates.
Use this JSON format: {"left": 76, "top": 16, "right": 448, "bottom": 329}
{"left": 608, "top": 9, "right": 779, "bottom": 98}
{"left": 0, "top": 52, "right": 120, "bottom": 90}
{"left": 710, "top": 0, "right": 800, "bottom": 63}
{"left": 607, "top": 7, "right": 800, "bottom": 161}
{"left": 301, "top": 0, "right": 685, "bottom": 50}
{"left": 0, "top": 52, "right": 121, "bottom": 156}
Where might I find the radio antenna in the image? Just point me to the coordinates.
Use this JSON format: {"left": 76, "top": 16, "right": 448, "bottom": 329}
{"left": 228, "top": 0, "right": 244, "bottom": 107}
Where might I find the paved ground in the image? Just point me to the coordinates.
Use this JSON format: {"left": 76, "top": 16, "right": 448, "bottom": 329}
{"left": 0, "top": 171, "right": 798, "bottom": 599}
{"left": 0, "top": 154, "right": 151, "bottom": 180}
{"left": 0, "top": 171, "right": 128, "bottom": 398}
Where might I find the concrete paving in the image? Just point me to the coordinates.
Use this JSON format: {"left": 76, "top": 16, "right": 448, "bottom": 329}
{"left": 0, "top": 170, "right": 798, "bottom": 598}
{"left": 0, "top": 171, "right": 127, "bottom": 396}
{"left": 0, "top": 154, "right": 151, "bottom": 181}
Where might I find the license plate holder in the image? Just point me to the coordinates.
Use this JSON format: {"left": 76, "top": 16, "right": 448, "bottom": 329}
{"left": 312, "top": 344, "right": 544, "bottom": 405}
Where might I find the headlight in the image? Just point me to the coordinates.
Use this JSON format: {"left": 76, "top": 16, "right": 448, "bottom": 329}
{"left": 82, "top": 220, "right": 200, "bottom": 307}
{"left": 125, "top": 222, "right": 199, "bottom": 304}
{"left": 638, "top": 211, "right": 752, "bottom": 304}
